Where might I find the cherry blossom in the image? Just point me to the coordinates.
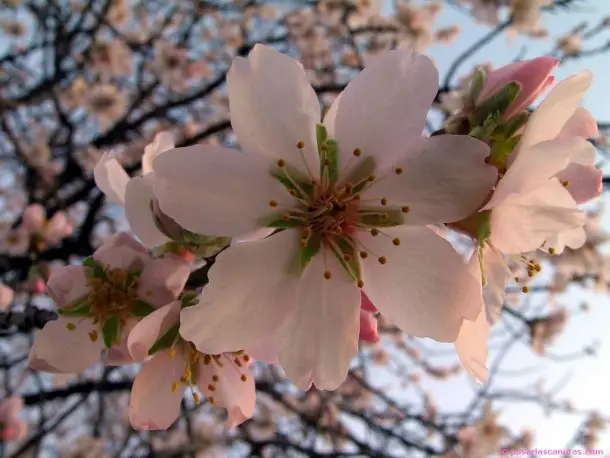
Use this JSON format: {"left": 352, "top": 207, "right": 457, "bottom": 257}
{"left": 0, "top": 283, "right": 14, "bottom": 309}
{"left": 28, "top": 232, "right": 191, "bottom": 373}
{"left": 0, "top": 397, "right": 27, "bottom": 442}
{"left": 22, "top": 204, "right": 73, "bottom": 251}
{"left": 152, "top": 44, "right": 497, "bottom": 390}
{"left": 127, "top": 301, "right": 255, "bottom": 430}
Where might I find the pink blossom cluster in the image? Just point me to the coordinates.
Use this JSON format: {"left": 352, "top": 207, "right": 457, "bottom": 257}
{"left": 27, "top": 45, "right": 601, "bottom": 431}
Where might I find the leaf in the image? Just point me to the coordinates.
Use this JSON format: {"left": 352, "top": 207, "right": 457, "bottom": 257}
{"left": 300, "top": 233, "right": 322, "bottom": 271}
{"left": 132, "top": 300, "right": 156, "bottom": 317}
{"left": 148, "top": 324, "right": 180, "bottom": 356}
{"left": 330, "top": 237, "right": 361, "bottom": 282}
{"left": 102, "top": 316, "right": 122, "bottom": 349}
{"left": 58, "top": 299, "right": 91, "bottom": 317}
{"left": 357, "top": 210, "right": 404, "bottom": 228}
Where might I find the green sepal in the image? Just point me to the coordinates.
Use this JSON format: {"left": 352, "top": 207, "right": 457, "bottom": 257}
{"left": 469, "top": 114, "right": 497, "bottom": 142}
{"left": 300, "top": 233, "right": 322, "bottom": 271}
{"left": 266, "top": 216, "right": 305, "bottom": 229}
{"left": 132, "top": 300, "right": 156, "bottom": 317}
{"left": 316, "top": 124, "right": 328, "bottom": 151}
{"left": 83, "top": 257, "right": 105, "bottom": 279}
{"left": 468, "top": 68, "right": 487, "bottom": 104}
{"left": 497, "top": 112, "right": 529, "bottom": 138}
{"left": 320, "top": 138, "right": 339, "bottom": 184}
{"left": 58, "top": 299, "right": 91, "bottom": 317}
{"left": 148, "top": 324, "right": 180, "bottom": 356}
{"left": 475, "top": 210, "right": 492, "bottom": 244}
{"left": 330, "top": 237, "right": 361, "bottom": 282}
{"left": 357, "top": 210, "right": 404, "bottom": 228}
{"left": 125, "top": 271, "right": 140, "bottom": 289}
{"left": 487, "top": 135, "right": 521, "bottom": 171}
{"left": 180, "top": 291, "right": 199, "bottom": 309}
{"left": 470, "top": 81, "right": 521, "bottom": 127}
{"left": 271, "top": 171, "right": 314, "bottom": 200}
{"left": 102, "top": 316, "right": 122, "bottom": 349}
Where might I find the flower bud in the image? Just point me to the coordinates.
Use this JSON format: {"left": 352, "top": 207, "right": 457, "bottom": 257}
{"left": 478, "top": 56, "right": 558, "bottom": 121}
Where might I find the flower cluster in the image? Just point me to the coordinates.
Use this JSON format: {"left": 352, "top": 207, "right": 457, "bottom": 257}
{"left": 28, "top": 44, "right": 600, "bottom": 431}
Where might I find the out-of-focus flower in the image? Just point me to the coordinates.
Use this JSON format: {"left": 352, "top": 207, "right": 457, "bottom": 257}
{"left": 457, "top": 0, "right": 502, "bottom": 25}
{"left": 0, "top": 397, "right": 28, "bottom": 442}
{"left": 90, "top": 40, "right": 133, "bottom": 78}
{"left": 531, "top": 308, "right": 568, "bottom": 354}
{"left": 509, "top": 0, "right": 550, "bottom": 38}
{"left": 85, "top": 85, "right": 127, "bottom": 127}
{"left": 22, "top": 204, "right": 73, "bottom": 250}
{"left": 557, "top": 34, "right": 582, "bottom": 56}
{"left": 0, "top": 283, "right": 14, "bottom": 308}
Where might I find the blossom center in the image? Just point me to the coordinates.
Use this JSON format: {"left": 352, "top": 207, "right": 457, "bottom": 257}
{"left": 85, "top": 267, "right": 140, "bottom": 324}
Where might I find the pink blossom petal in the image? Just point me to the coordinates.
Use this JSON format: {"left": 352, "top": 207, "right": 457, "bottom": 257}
{"left": 360, "top": 292, "right": 377, "bottom": 313}
{"left": 545, "top": 227, "right": 587, "bottom": 255}
{"left": 359, "top": 310, "right": 379, "bottom": 343}
{"left": 484, "top": 138, "right": 591, "bottom": 209}
{"left": 519, "top": 71, "right": 592, "bottom": 151}
{"left": 142, "top": 132, "right": 175, "bottom": 175}
{"left": 94, "top": 151, "right": 130, "bottom": 205}
{"left": 129, "top": 351, "right": 185, "bottom": 430}
{"left": 360, "top": 226, "right": 481, "bottom": 342}
{"left": 490, "top": 179, "right": 585, "bottom": 254}
{"left": 93, "top": 245, "right": 148, "bottom": 272}
{"left": 481, "top": 245, "right": 509, "bottom": 324}
{"left": 128, "top": 302, "right": 180, "bottom": 361}
{"left": 46, "top": 266, "right": 88, "bottom": 306}
{"left": 557, "top": 107, "right": 599, "bottom": 140}
{"left": 0, "top": 397, "right": 23, "bottom": 420}
{"left": 332, "top": 49, "right": 439, "bottom": 177}
{"left": 29, "top": 317, "right": 102, "bottom": 373}
{"left": 364, "top": 135, "right": 495, "bottom": 225}
{"left": 245, "top": 338, "right": 279, "bottom": 364}
{"left": 227, "top": 44, "right": 321, "bottom": 180}
{"left": 180, "top": 230, "right": 300, "bottom": 355}
{"left": 153, "top": 145, "right": 292, "bottom": 238}
{"left": 555, "top": 163, "right": 602, "bottom": 204}
{"left": 137, "top": 256, "right": 191, "bottom": 307}
{"left": 22, "top": 204, "right": 45, "bottom": 233}
{"left": 278, "top": 250, "right": 361, "bottom": 391}
{"left": 196, "top": 355, "right": 255, "bottom": 428}
{"left": 124, "top": 175, "right": 171, "bottom": 248}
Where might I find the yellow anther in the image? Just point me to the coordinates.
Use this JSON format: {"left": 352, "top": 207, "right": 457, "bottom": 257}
{"left": 289, "top": 189, "right": 297, "bottom": 196}
{"left": 192, "top": 392, "right": 200, "bottom": 403}
{"left": 380, "top": 198, "right": 388, "bottom": 206}
{"left": 343, "top": 253, "right": 352, "bottom": 262}
{"left": 277, "top": 159, "right": 285, "bottom": 168}
{"left": 169, "top": 348, "right": 176, "bottom": 359}
{"left": 378, "top": 256, "right": 387, "bottom": 265}
{"left": 241, "top": 375, "right": 247, "bottom": 382}
{"left": 66, "top": 322, "right": 76, "bottom": 331}
{"left": 243, "top": 354, "right": 250, "bottom": 362}
{"left": 394, "top": 167, "right": 404, "bottom": 175}
{"left": 268, "top": 200, "right": 278, "bottom": 207}
{"left": 212, "top": 375, "right": 219, "bottom": 382}
{"left": 392, "top": 238, "right": 400, "bottom": 246}
{"left": 234, "top": 358, "right": 243, "bottom": 367}
{"left": 401, "top": 206, "right": 410, "bottom": 213}
{"left": 88, "top": 330, "right": 98, "bottom": 342}
{"left": 359, "top": 251, "right": 368, "bottom": 259}
{"left": 535, "top": 265, "right": 541, "bottom": 272}
{"left": 208, "top": 396, "right": 215, "bottom": 404}
{"left": 171, "top": 382, "right": 178, "bottom": 392}
{"left": 367, "top": 175, "right": 376, "bottom": 182}
{"left": 562, "top": 180, "right": 571, "bottom": 187}
{"left": 208, "top": 384, "right": 216, "bottom": 391}
{"left": 522, "top": 286, "right": 529, "bottom": 293}
{"left": 324, "top": 158, "right": 332, "bottom": 166}
{"left": 296, "top": 140, "right": 305, "bottom": 149}
{"left": 370, "top": 228, "right": 379, "bottom": 236}
{"left": 353, "top": 148, "right": 362, "bottom": 157}
{"left": 204, "top": 355, "right": 212, "bottom": 365}
{"left": 357, "top": 279, "right": 364, "bottom": 288}
{"left": 548, "top": 248, "right": 556, "bottom": 256}
{"left": 324, "top": 271, "right": 332, "bottom": 280}
{"left": 514, "top": 276, "right": 520, "bottom": 282}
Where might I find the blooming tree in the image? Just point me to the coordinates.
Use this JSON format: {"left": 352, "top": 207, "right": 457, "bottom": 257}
{"left": 1, "top": 0, "right": 610, "bottom": 456}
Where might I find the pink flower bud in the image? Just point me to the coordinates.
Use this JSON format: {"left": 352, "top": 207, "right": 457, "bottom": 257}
{"left": 478, "top": 56, "right": 559, "bottom": 121}
{"left": 33, "top": 278, "right": 46, "bottom": 294}
{"left": 359, "top": 310, "right": 379, "bottom": 343}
